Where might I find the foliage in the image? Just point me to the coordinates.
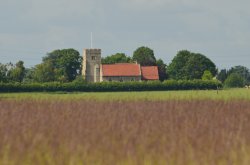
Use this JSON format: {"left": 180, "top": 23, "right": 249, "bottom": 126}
{"left": 33, "top": 60, "right": 55, "bottom": 82}
{"left": 224, "top": 73, "right": 245, "bottom": 88}
{"left": 72, "top": 75, "right": 87, "bottom": 84}
{"left": 7, "top": 61, "right": 25, "bottom": 83}
{"left": 167, "top": 50, "right": 217, "bottom": 80}
{"left": 0, "top": 61, "right": 26, "bottom": 83}
{"left": 202, "top": 70, "right": 213, "bottom": 80}
{"left": 132, "top": 46, "right": 156, "bottom": 66}
{"left": 23, "top": 68, "right": 35, "bottom": 83}
{"left": 0, "top": 80, "right": 222, "bottom": 92}
{"left": 42, "top": 49, "right": 82, "bottom": 82}
{"left": 0, "top": 63, "right": 8, "bottom": 83}
{"left": 217, "top": 69, "right": 228, "bottom": 83}
{"left": 227, "top": 65, "right": 250, "bottom": 85}
{"left": 156, "top": 59, "right": 168, "bottom": 81}
{"left": 101, "top": 53, "right": 132, "bottom": 64}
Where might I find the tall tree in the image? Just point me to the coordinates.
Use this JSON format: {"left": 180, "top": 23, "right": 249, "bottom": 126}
{"left": 156, "top": 59, "right": 167, "bottom": 81}
{"left": 227, "top": 66, "right": 250, "bottom": 85}
{"left": 184, "top": 53, "right": 217, "bottom": 80}
{"left": 43, "top": 49, "right": 82, "bottom": 82}
{"left": 33, "top": 60, "right": 55, "bottom": 82}
{"left": 224, "top": 73, "right": 245, "bottom": 88}
{"left": 102, "top": 53, "right": 132, "bottom": 64}
{"left": 167, "top": 50, "right": 193, "bottom": 80}
{"left": 167, "top": 50, "right": 217, "bottom": 80}
{"left": 0, "top": 63, "right": 8, "bottom": 83}
{"left": 8, "top": 61, "right": 25, "bottom": 82}
{"left": 132, "top": 46, "right": 156, "bottom": 66}
{"left": 217, "top": 69, "right": 228, "bottom": 83}
{"left": 23, "top": 68, "right": 35, "bottom": 83}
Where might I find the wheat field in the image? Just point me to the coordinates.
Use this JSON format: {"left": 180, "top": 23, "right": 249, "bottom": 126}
{"left": 0, "top": 89, "right": 250, "bottom": 165}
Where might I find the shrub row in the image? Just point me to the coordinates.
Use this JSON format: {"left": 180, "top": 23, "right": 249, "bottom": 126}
{"left": 0, "top": 80, "right": 222, "bottom": 93}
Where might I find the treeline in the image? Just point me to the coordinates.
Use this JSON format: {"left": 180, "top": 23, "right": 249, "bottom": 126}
{"left": 0, "top": 46, "right": 249, "bottom": 88}
{"left": 0, "top": 80, "right": 221, "bottom": 92}
{"left": 0, "top": 49, "right": 82, "bottom": 83}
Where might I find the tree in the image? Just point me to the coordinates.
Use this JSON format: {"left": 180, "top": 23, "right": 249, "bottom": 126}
{"left": 43, "top": 49, "right": 82, "bottom": 82}
{"left": 227, "top": 66, "right": 250, "bottom": 85}
{"left": 202, "top": 70, "right": 213, "bottom": 80}
{"left": 156, "top": 59, "right": 167, "bottom": 81}
{"left": 224, "top": 73, "right": 244, "bottom": 88}
{"left": 167, "top": 50, "right": 217, "bottom": 80}
{"left": 217, "top": 69, "right": 228, "bottom": 83}
{"left": 0, "top": 63, "right": 8, "bottom": 83}
{"left": 132, "top": 46, "right": 156, "bottom": 66}
{"left": 8, "top": 61, "right": 25, "bottom": 82}
{"left": 102, "top": 53, "right": 132, "bottom": 64}
{"left": 166, "top": 50, "right": 191, "bottom": 80}
{"left": 23, "top": 68, "right": 35, "bottom": 83}
{"left": 33, "top": 60, "right": 55, "bottom": 82}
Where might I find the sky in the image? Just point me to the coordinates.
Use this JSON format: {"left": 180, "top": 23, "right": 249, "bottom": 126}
{"left": 0, "top": 0, "right": 249, "bottom": 69}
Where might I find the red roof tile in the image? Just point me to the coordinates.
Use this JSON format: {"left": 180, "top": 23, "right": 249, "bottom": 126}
{"left": 141, "top": 66, "right": 159, "bottom": 80}
{"left": 102, "top": 63, "right": 141, "bottom": 76}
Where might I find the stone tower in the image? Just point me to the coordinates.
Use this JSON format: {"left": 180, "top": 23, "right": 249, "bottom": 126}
{"left": 82, "top": 49, "right": 101, "bottom": 82}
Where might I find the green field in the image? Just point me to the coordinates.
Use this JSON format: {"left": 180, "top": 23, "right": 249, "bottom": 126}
{"left": 1, "top": 88, "right": 250, "bottom": 101}
{"left": 0, "top": 89, "right": 250, "bottom": 165}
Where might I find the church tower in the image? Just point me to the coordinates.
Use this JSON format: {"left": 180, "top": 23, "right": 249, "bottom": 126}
{"left": 82, "top": 49, "right": 101, "bottom": 82}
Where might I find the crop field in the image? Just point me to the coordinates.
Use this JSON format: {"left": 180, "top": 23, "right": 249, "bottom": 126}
{"left": 0, "top": 89, "right": 250, "bottom": 165}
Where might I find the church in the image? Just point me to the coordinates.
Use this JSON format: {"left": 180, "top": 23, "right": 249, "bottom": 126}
{"left": 82, "top": 49, "right": 159, "bottom": 83}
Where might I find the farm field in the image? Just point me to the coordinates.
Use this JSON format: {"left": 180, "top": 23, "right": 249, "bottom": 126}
{"left": 0, "top": 89, "right": 250, "bottom": 165}
{"left": 1, "top": 88, "right": 250, "bottom": 101}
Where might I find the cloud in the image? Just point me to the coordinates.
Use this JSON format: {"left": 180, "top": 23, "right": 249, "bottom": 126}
{"left": 0, "top": 0, "right": 249, "bottom": 69}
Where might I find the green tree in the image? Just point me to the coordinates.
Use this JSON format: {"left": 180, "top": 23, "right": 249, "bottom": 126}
{"left": 0, "top": 63, "right": 8, "bottom": 82}
{"left": 23, "top": 68, "right": 35, "bottom": 83}
{"left": 133, "top": 46, "right": 156, "bottom": 66}
{"left": 156, "top": 59, "right": 167, "bottom": 81}
{"left": 224, "top": 73, "right": 244, "bottom": 88}
{"left": 167, "top": 50, "right": 217, "bottom": 80}
{"left": 43, "top": 49, "right": 82, "bottom": 82}
{"left": 8, "top": 61, "right": 25, "bottom": 82}
{"left": 217, "top": 69, "right": 228, "bottom": 83}
{"left": 227, "top": 66, "right": 250, "bottom": 85}
{"left": 33, "top": 60, "right": 55, "bottom": 82}
{"left": 166, "top": 50, "right": 191, "bottom": 80}
{"left": 202, "top": 70, "right": 213, "bottom": 80}
{"left": 102, "top": 53, "right": 132, "bottom": 64}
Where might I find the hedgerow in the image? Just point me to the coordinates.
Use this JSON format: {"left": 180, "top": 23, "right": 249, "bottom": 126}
{"left": 0, "top": 80, "right": 222, "bottom": 93}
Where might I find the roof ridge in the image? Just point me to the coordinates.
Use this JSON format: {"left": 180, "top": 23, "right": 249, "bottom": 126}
{"left": 102, "top": 63, "right": 138, "bottom": 65}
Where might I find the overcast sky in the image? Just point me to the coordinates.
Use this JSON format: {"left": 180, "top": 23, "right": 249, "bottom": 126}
{"left": 0, "top": 0, "right": 249, "bottom": 69}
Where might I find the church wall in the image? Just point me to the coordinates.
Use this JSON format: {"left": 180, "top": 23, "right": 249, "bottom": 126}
{"left": 102, "top": 76, "right": 141, "bottom": 82}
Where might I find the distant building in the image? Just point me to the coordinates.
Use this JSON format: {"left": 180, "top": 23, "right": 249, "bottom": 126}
{"left": 82, "top": 49, "right": 159, "bottom": 83}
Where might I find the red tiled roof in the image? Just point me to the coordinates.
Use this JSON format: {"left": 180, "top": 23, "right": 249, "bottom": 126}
{"left": 102, "top": 63, "right": 141, "bottom": 76}
{"left": 141, "top": 66, "right": 159, "bottom": 80}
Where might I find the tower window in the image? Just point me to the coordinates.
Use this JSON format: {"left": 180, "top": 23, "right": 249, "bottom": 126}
{"left": 91, "top": 56, "right": 96, "bottom": 60}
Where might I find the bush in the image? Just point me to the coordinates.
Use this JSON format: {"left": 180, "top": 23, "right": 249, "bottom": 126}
{"left": 0, "top": 80, "right": 222, "bottom": 93}
{"left": 202, "top": 70, "right": 213, "bottom": 80}
{"left": 224, "top": 73, "right": 244, "bottom": 88}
